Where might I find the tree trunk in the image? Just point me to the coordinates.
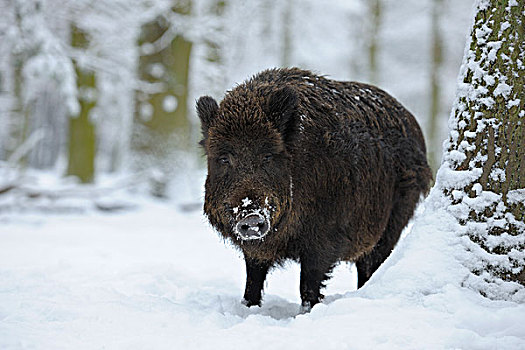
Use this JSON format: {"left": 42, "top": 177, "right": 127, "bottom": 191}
{"left": 281, "top": 0, "right": 293, "bottom": 68}
{"left": 368, "top": 0, "right": 381, "bottom": 84}
{"left": 427, "top": 0, "right": 443, "bottom": 174}
{"left": 67, "top": 24, "right": 96, "bottom": 183}
{"left": 205, "top": 0, "right": 226, "bottom": 65}
{"left": 204, "top": 0, "right": 227, "bottom": 99}
{"left": 441, "top": 0, "right": 524, "bottom": 299}
{"left": 5, "top": 2, "right": 33, "bottom": 167}
{"left": 8, "top": 56, "right": 30, "bottom": 166}
{"left": 134, "top": 0, "right": 193, "bottom": 197}
{"left": 136, "top": 25, "right": 192, "bottom": 146}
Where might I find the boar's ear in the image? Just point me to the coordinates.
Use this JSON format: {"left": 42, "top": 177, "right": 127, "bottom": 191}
{"left": 196, "top": 96, "right": 219, "bottom": 144}
{"left": 265, "top": 86, "right": 298, "bottom": 143}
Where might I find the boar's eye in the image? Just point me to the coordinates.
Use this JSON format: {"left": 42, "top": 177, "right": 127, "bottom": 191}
{"left": 263, "top": 153, "right": 273, "bottom": 163}
{"left": 218, "top": 155, "right": 230, "bottom": 165}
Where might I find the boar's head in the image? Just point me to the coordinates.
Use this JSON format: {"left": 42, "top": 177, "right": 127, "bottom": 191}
{"left": 197, "top": 86, "right": 297, "bottom": 243}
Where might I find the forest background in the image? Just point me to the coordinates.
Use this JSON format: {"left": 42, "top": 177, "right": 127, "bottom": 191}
{"left": 0, "top": 0, "right": 473, "bottom": 206}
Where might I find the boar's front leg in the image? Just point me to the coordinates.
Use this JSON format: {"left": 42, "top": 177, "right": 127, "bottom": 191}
{"left": 299, "top": 255, "right": 335, "bottom": 311}
{"left": 242, "top": 256, "right": 271, "bottom": 307}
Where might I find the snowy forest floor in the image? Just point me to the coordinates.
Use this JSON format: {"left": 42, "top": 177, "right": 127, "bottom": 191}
{"left": 1, "top": 188, "right": 524, "bottom": 349}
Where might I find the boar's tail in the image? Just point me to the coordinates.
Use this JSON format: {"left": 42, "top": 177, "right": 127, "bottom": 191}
{"left": 398, "top": 165, "right": 433, "bottom": 196}
{"left": 396, "top": 138, "right": 433, "bottom": 196}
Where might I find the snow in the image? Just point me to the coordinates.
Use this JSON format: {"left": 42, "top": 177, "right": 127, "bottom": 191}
{"left": 241, "top": 197, "right": 252, "bottom": 207}
{"left": 508, "top": 189, "right": 525, "bottom": 204}
{"left": 1, "top": 189, "right": 524, "bottom": 349}
{"left": 493, "top": 81, "right": 512, "bottom": 98}
{"left": 162, "top": 95, "right": 178, "bottom": 113}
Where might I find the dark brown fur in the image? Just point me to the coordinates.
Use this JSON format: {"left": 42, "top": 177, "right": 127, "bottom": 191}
{"left": 197, "top": 68, "right": 432, "bottom": 309}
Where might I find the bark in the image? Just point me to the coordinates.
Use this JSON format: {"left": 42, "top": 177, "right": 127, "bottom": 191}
{"left": 442, "top": 0, "right": 524, "bottom": 298}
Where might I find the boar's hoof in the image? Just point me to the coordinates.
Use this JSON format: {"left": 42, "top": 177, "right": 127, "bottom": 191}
{"left": 241, "top": 298, "right": 261, "bottom": 308}
{"left": 235, "top": 213, "right": 269, "bottom": 240}
{"left": 300, "top": 301, "right": 313, "bottom": 314}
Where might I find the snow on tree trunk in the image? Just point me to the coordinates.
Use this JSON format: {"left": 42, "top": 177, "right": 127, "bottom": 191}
{"left": 439, "top": 0, "right": 524, "bottom": 300}
{"left": 203, "top": 0, "right": 227, "bottom": 96}
{"left": 3, "top": 0, "right": 77, "bottom": 170}
{"left": 9, "top": 53, "right": 30, "bottom": 166}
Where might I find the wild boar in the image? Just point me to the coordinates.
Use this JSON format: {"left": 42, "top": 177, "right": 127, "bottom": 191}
{"left": 197, "top": 67, "right": 431, "bottom": 309}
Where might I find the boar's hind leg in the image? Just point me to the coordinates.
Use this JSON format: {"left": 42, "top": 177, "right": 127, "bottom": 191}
{"left": 299, "top": 255, "right": 336, "bottom": 310}
{"left": 356, "top": 187, "right": 422, "bottom": 288}
{"left": 243, "top": 257, "right": 271, "bottom": 307}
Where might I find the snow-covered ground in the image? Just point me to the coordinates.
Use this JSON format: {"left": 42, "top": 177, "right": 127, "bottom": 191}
{"left": 1, "top": 186, "right": 524, "bottom": 349}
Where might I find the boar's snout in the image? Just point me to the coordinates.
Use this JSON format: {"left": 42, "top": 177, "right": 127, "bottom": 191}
{"left": 235, "top": 213, "right": 270, "bottom": 240}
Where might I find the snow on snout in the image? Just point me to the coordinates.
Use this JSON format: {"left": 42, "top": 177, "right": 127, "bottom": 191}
{"left": 233, "top": 197, "right": 274, "bottom": 241}
{"left": 241, "top": 198, "right": 252, "bottom": 207}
